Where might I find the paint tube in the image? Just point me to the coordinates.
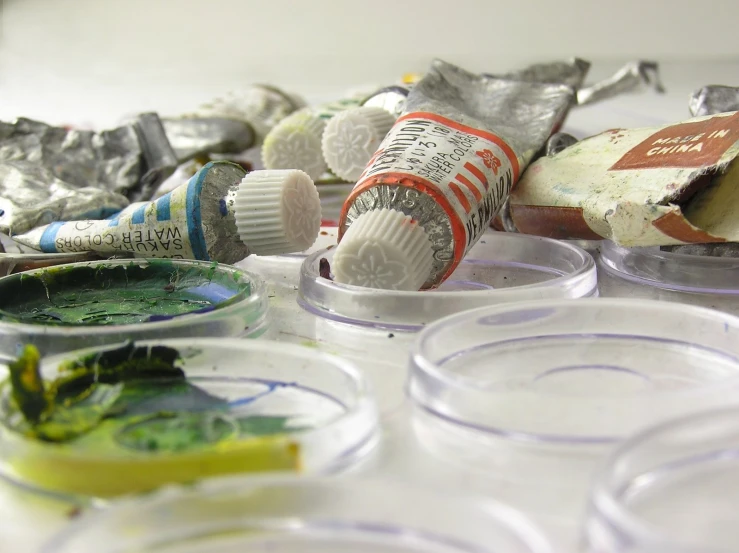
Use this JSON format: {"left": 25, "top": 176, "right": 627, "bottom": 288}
{"left": 13, "top": 161, "right": 322, "bottom": 264}
{"left": 262, "top": 96, "right": 366, "bottom": 180}
{"left": 181, "top": 84, "right": 305, "bottom": 144}
{"left": 508, "top": 111, "right": 739, "bottom": 246}
{"left": 162, "top": 117, "right": 256, "bottom": 163}
{"left": 576, "top": 61, "right": 665, "bottom": 106}
{"left": 360, "top": 74, "right": 424, "bottom": 118}
{"left": 333, "top": 59, "right": 575, "bottom": 291}
{"left": 0, "top": 114, "right": 178, "bottom": 236}
{"left": 161, "top": 85, "right": 305, "bottom": 164}
{"left": 690, "top": 86, "right": 739, "bottom": 117}
{"left": 323, "top": 61, "right": 589, "bottom": 184}
{"left": 484, "top": 57, "right": 591, "bottom": 90}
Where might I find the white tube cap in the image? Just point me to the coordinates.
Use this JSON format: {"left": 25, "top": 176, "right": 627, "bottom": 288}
{"left": 333, "top": 208, "right": 434, "bottom": 291}
{"left": 234, "top": 169, "right": 322, "bottom": 255}
{"left": 261, "top": 109, "right": 328, "bottom": 180}
{"left": 321, "top": 106, "right": 396, "bottom": 182}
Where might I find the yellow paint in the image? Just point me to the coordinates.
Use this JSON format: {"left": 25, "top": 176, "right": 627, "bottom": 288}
{"left": 4, "top": 430, "right": 301, "bottom": 497}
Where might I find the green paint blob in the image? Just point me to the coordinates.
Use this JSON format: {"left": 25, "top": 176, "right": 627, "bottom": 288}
{"left": 0, "top": 260, "right": 251, "bottom": 327}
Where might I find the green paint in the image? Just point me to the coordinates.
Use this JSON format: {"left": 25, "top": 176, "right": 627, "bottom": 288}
{"left": 0, "top": 260, "right": 251, "bottom": 327}
{"left": 2, "top": 342, "right": 306, "bottom": 456}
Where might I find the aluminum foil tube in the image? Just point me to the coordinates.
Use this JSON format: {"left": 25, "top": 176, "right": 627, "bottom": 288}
{"left": 338, "top": 59, "right": 575, "bottom": 288}
{"left": 0, "top": 114, "right": 177, "bottom": 235}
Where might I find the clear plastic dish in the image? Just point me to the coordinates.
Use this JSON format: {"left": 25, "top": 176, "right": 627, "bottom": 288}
{"left": 408, "top": 298, "right": 739, "bottom": 445}
{"left": 598, "top": 241, "right": 739, "bottom": 314}
{"left": 43, "top": 475, "right": 554, "bottom": 553}
{"left": 0, "top": 259, "right": 268, "bottom": 358}
{"left": 299, "top": 231, "right": 598, "bottom": 331}
{"left": 585, "top": 407, "right": 739, "bottom": 553}
{"left": 0, "top": 338, "right": 377, "bottom": 499}
{"left": 406, "top": 299, "right": 739, "bottom": 530}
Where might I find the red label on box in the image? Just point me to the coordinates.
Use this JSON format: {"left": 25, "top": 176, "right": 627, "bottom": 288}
{"left": 609, "top": 112, "right": 739, "bottom": 171}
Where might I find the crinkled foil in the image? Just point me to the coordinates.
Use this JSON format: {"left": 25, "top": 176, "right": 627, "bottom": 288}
{"left": 362, "top": 85, "right": 412, "bottom": 118}
{"left": 664, "top": 86, "right": 739, "bottom": 257}
{"left": 162, "top": 117, "right": 255, "bottom": 163}
{"left": 0, "top": 114, "right": 177, "bottom": 235}
{"left": 187, "top": 84, "right": 305, "bottom": 144}
{"left": 343, "top": 60, "right": 575, "bottom": 283}
{"left": 689, "top": 85, "right": 739, "bottom": 117}
{"left": 577, "top": 61, "right": 665, "bottom": 106}
{"left": 486, "top": 57, "right": 591, "bottom": 89}
{"left": 545, "top": 132, "right": 579, "bottom": 156}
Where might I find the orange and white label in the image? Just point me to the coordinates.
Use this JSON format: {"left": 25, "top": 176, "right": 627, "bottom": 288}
{"left": 347, "top": 112, "right": 519, "bottom": 260}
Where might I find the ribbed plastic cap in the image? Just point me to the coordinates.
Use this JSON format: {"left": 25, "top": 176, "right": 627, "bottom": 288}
{"left": 235, "top": 169, "right": 322, "bottom": 255}
{"left": 321, "top": 106, "right": 396, "bottom": 182}
{"left": 261, "top": 109, "right": 328, "bottom": 180}
{"left": 333, "top": 209, "right": 433, "bottom": 291}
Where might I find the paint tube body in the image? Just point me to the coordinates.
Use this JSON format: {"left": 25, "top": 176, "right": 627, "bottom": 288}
{"left": 14, "top": 162, "right": 250, "bottom": 264}
{"left": 362, "top": 85, "right": 414, "bottom": 119}
{"left": 0, "top": 114, "right": 177, "bottom": 236}
{"left": 188, "top": 84, "right": 305, "bottom": 144}
{"left": 690, "top": 86, "right": 739, "bottom": 117}
{"left": 508, "top": 112, "right": 739, "bottom": 246}
{"left": 339, "top": 60, "right": 575, "bottom": 287}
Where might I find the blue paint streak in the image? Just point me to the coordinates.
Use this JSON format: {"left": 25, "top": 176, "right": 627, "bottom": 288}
{"left": 218, "top": 198, "right": 228, "bottom": 217}
{"left": 39, "top": 222, "right": 64, "bottom": 253}
{"left": 131, "top": 204, "right": 147, "bottom": 225}
{"left": 146, "top": 304, "right": 216, "bottom": 323}
{"left": 156, "top": 194, "right": 172, "bottom": 222}
{"left": 185, "top": 283, "right": 237, "bottom": 303}
{"left": 228, "top": 381, "right": 297, "bottom": 408}
{"left": 185, "top": 162, "right": 211, "bottom": 260}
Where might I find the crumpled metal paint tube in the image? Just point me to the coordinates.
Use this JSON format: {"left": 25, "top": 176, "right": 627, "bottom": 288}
{"left": 660, "top": 85, "right": 739, "bottom": 257}
{"left": 164, "top": 85, "right": 306, "bottom": 163}
{"left": 0, "top": 114, "right": 178, "bottom": 236}
{"left": 332, "top": 59, "right": 575, "bottom": 291}
{"left": 190, "top": 84, "right": 306, "bottom": 144}
{"left": 323, "top": 59, "right": 590, "bottom": 184}
{"left": 576, "top": 60, "right": 665, "bottom": 106}
{"left": 14, "top": 161, "right": 322, "bottom": 264}
{"left": 484, "top": 57, "right": 591, "bottom": 91}
{"left": 689, "top": 85, "right": 739, "bottom": 117}
{"left": 162, "top": 118, "right": 256, "bottom": 163}
{"left": 508, "top": 111, "right": 739, "bottom": 246}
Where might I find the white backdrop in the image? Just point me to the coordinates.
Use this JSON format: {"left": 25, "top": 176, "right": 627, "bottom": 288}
{"left": 1, "top": 0, "right": 738, "bottom": 127}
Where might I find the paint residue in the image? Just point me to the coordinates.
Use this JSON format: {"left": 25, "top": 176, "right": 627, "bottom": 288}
{"left": 0, "top": 260, "right": 251, "bottom": 326}
{"left": 3, "top": 342, "right": 304, "bottom": 450}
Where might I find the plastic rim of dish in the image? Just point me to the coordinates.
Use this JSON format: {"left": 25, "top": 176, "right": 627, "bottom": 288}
{"left": 0, "top": 338, "right": 379, "bottom": 500}
{"left": 599, "top": 240, "right": 739, "bottom": 294}
{"left": 408, "top": 298, "right": 739, "bottom": 445}
{"left": 0, "top": 259, "right": 269, "bottom": 359}
{"left": 42, "top": 475, "right": 555, "bottom": 553}
{"left": 585, "top": 407, "right": 739, "bottom": 553}
{"left": 298, "top": 232, "right": 598, "bottom": 331}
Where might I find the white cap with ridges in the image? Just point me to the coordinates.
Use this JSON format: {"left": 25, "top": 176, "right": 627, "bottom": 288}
{"left": 261, "top": 109, "right": 328, "bottom": 180}
{"left": 234, "top": 169, "right": 322, "bottom": 256}
{"left": 321, "top": 106, "right": 396, "bottom": 182}
{"left": 333, "top": 208, "right": 433, "bottom": 291}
